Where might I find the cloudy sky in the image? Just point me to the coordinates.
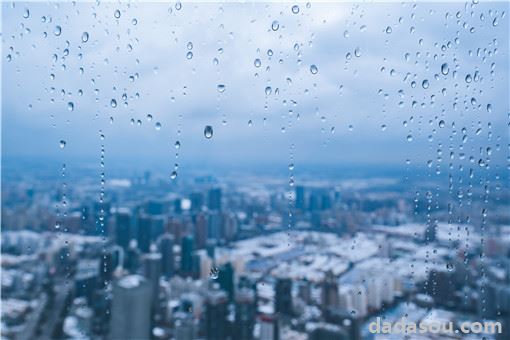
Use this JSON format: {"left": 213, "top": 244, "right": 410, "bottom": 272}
{"left": 2, "top": 1, "right": 508, "bottom": 174}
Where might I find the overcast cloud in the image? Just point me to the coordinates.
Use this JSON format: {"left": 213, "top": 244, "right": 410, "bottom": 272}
{"left": 2, "top": 1, "right": 508, "bottom": 174}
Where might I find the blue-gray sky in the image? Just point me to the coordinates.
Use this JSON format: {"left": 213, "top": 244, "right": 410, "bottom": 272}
{"left": 2, "top": 2, "right": 508, "bottom": 173}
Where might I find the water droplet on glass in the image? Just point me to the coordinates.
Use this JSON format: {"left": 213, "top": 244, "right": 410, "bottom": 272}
{"left": 310, "top": 64, "right": 318, "bottom": 74}
{"left": 59, "top": 140, "right": 66, "bottom": 149}
{"left": 81, "top": 32, "right": 89, "bottom": 43}
{"left": 407, "top": 134, "right": 413, "bottom": 142}
{"left": 254, "top": 58, "right": 261, "bottom": 67}
{"left": 23, "top": 8, "right": 30, "bottom": 19}
{"left": 204, "top": 125, "right": 213, "bottom": 139}
{"left": 170, "top": 171, "right": 177, "bottom": 180}
{"left": 354, "top": 47, "right": 361, "bottom": 57}
{"left": 385, "top": 26, "right": 392, "bottom": 34}
{"left": 67, "top": 102, "right": 74, "bottom": 111}
{"left": 155, "top": 122, "right": 161, "bottom": 130}
{"left": 422, "top": 79, "right": 429, "bottom": 89}
{"left": 114, "top": 9, "right": 121, "bottom": 18}
{"left": 54, "top": 26, "right": 62, "bottom": 36}
{"left": 110, "top": 99, "right": 117, "bottom": 108}
{"left": 486, "top": 104, "right": 492, "bottom": 113}
{"left": 292, "top": 5, "right": 300, "bottom": 14}
{"left": 186, "top": 51, "right": 193, "bottom": 59}
{"left": 465, "top": 74, "right": 472, "bottom": 83}
{"left": 271, "top": 20, "right": 280, "bottom": 31}
{"left": 209, "top": 267, "right": 219, "bottom": 279}
{"left": 446, "top": 263, "right": 454, "bottom": 272}
{"left": 440, "top": 63, "right": 449, "bottom": 75}
{"left": 439, "top": 120, "right": 445, "bottom": 128}
{"left": 265, "top": 86, "right": 272, "bottom": 95}
{"left": 217, "top": 84, "right": 226, "bottom": 93}
{"left": 288, "top": 163, "right": 294, "bottom": 170}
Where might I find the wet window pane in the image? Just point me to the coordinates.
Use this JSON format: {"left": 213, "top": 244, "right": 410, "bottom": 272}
{"left": 1, "top": 2, "right": 509, "bottom": 340}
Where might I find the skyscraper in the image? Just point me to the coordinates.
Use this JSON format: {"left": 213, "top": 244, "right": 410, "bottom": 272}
{"left": 218, "top": 262, "right": 235, "bottom": 301}
{"left": 114, "top": 208, "right": 131, "bottom": 250}
{"left": 205, "top": 287, "right": 229, "bottom": 340}
{"left": 158, "top": 233, "right": 174, "bottom": 278}
{"left": 142, "top": 252, "right": 162, "bottom": 307}
{"left": 275, "top": 278, "right": 293, "bottom": 316}
{"left": 180, "top": 235, "right": 194, "bottom": 276}
{"left": 137, "top": 215, "right": 153, "bottom": 253}
{"left": 207, "top": 188, "right": 222, "bottom": 211}
{"left": 235, "top": 287, "right": 256, "bottom": 339}
{"left": 109, "top": 275, "right": 152, "bottom": 340}
{"left": 295, "top": 186, "right": 305, "bottom": 211}
{"left": 321, "top": 271, "right": 339, "bottom": 311}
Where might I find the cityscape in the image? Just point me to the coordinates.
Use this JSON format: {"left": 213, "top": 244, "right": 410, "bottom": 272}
{"left": 2, "top": 1, "right": 509, "bottom": 340}
{"left": 2, "top": 164, "right": 509, "bottom": 339}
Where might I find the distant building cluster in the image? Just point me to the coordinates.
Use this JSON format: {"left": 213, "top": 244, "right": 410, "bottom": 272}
{"left": 2, "top": 172, "right": 510, "bottom": 339}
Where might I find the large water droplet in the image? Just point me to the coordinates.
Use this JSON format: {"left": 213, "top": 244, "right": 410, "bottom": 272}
{"left": 114, "top": 9, "right": 121, "bottom": 18}
{"left": 155, "top": 122, "right": 162, "bottom": 130}
{"left": 271, "top": 20, "right": 280, "bottom": 31}
{"left": 59, "top": 140, "right": 66, "bottom": 149}
{"left": 254, "top": 58, "right": 261, "bottom": 68}
{"left": 170, "top": 171, "right": 177, "bottom": 180}
{"left": 186, "top": 51, "right": 193, "bottom": 59}
{"left": 292, "top": 5, "right": 300, "bottom": 14}
{"left": 385, "top": 26, "right": 392, "bottom": 34}
{"left": 204, "top": 125, "right": 213, "bottom": 139}
{"left": 446, "top": 263, "right": 454, "bottom": 272}
{"left": 440, "top": 63, "right": 449, "bottom": 75}
{"left": 110, "top": 99, "right": 117, "bottom": 108}
{"left": 209, "top": 267, "right": 219, "bottom": 279}
{"left": 81, "top": 32, "right": 89, "bottom": 43}
{"left": 310, "top": 64, "right": 318, "bottom": 74}
{"left": 54, "top": 26, "right": 62, "bottom": 36}
{"left": 23, "top": 8, "right": 30, "bottom": 19}
{"left": 217, "top": 84, "right": 226, "bottom": 93}
{"left": 67, "top": 102, "right": 74, "bottom": 111}
{"left": 422, "top": 79, "right": 429, "bottom": 89}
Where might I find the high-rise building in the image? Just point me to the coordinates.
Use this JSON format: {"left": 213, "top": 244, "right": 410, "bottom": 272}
{"left": 180, "top": 235, "right": 194, "bottom": 276}
{"left": 321, "top": 271, "right": 339, "bottom": 311}
{"left": 207, "top": 188, "right": 222, "bottom": 211}
{"left": 142, "top": 252, "right": 162, "bottom": 307}
{"left": 137, "top": 215, "right": 153, "bottom": 253}
{"left": 109, "top": 275, "right": 152, "bottom": 340}
{"left": 235, "top": 288, "right": 256, "bottom": 339}
{"left": 275, "top": 278, "right": 293, "bottom": 316}
{"left": 190, "top": 192, "right": 204, "bottom": 212}
{"left": 205, "top": 287, "right": 229, "bottom": 340}
{"left": 158, "top": 233, "right": 174, "bottom": 278}
{"left": 194, "top": 213, "right": 208, "bottom": 249}
{"left": 295, "top": 186, "right": 306, "bottom": 210}
{"left": 258, "top": 314, "right": 280, "bottom": 340}
{"left": 218, "top": 262, "right": 235, "bottom": 301}
{"left": 114, "top": 208, "right": 132, "bottom": 250}
{"left": 208, "top": 212, "right": 222, "bottom": 241}
{"left": 125, "top": 240, "right": 141, "bottom": 274}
